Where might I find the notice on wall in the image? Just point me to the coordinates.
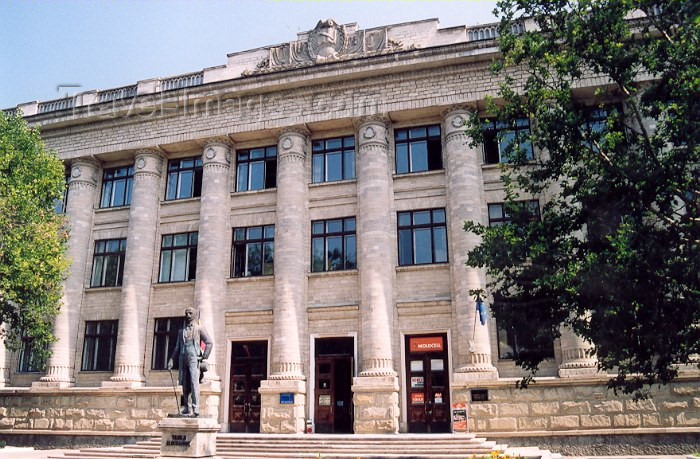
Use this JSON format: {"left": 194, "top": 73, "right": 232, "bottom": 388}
{"left": 452, "top": 403, "right": 468, "bottom": 432}
{"left": 279, "top": 393, "right": 294, "bottom": 405}
{"left": 410, "top": 376, "right": 424, "bottom": 388}
{"left": 411, "top": 392, "right": 425, "bottom": 404}
{"left": 318, "top": 395, "right": 331, "bottom": 406}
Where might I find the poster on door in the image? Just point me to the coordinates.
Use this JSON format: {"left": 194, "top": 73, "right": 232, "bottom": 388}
{"left": 410, "top": 376, "right": 424, "bottom": 388}
{"left": 452, "top": 403, "right": 468, "bottom": 432}
{"left": 411, "top": 392, "right": 425, "bottom": 404}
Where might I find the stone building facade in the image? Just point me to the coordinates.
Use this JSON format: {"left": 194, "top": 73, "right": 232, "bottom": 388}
{"left": 0, "top": 18, "right": 698, "bottom": 442}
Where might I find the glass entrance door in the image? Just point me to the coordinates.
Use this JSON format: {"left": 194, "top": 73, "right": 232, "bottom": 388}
{"left": 314, "top": 337, "right": 354, "bottom": 433}
{"left": 405, "top": 333, "right": 450, "bottom": 433}
{"left": 229, "top": 341, "right": 267, "bottom": 433}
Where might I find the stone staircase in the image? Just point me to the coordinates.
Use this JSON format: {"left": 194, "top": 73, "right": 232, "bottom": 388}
{"left": 48, "top": 433, "right": 561, "bottom": 459}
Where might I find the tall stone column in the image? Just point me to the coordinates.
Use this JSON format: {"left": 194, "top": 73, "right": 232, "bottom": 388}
{"left": 558, "top": 326, "right": 597, "bottom": 377}
{"left": 35, "top": 158, "right": 100, "bottom": 388}
{"left": 194, "top": 138, "right": 232, "bottom": 390}
{"left": 259, "top": 128, "right": 308, "bottom": 433}
{"left": 0, "top": 324, "right": 9, "bottom": 387}
{"left": 352, "top": 118, "right": 400, "bottom": 434}
{"left": 443, "top": 107, "right": 498, "bottom": 382}
{"left": 104, "top": 150, "right": 163, "bottom": 387}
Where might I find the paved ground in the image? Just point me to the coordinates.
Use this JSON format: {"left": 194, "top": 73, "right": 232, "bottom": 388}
{"left": 0, "top": 448, "right": 70, "bottom": 459}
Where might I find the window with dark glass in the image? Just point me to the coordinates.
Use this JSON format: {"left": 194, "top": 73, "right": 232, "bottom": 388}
{"left": 152, "top": 317, "right": 185, "bottom": 370}
{"left": 55, "top": 173, "right": 69, "bottom": 214}
{"left": 90, "top": 238, "right": 126, "bottom": 287}
{"left": 166, "top": 157, "right": 203, "bottom": 200}
{"left": 17, "top": 336, "right": 46, "bottom": 373}
{"left": 232, "top": 225, "right": 274, "bottom": 277}
{"left": 100, "top": 166, "right": 133, "bottom": 208}
{"left": 312, "top": 136, "right": 355, "bottom": 183}
{"left": 159, "top": 232, "right": 198, "bottom": 283}
{"left": 394, "top": 125, "right": 442, "bottom": 174}
{"left": 311, "top": 217, "right": 357, "bottom": 272}
{"left": 497, "top": 324, "right": 554, "bottom": 360}
{"left": 488, "top": 200, "right": 540, "bottom": 226}
{"left": 483, "top": 118, "right": 533, "bottom": 164}
{"left": 236, "top": 146, "right": 277, "bottom": 192}
{"left": 397, "top": 209, "right": 448, "bottom": 266}
{"left": 81, "top": 320, "right": 118, "bottom": 371}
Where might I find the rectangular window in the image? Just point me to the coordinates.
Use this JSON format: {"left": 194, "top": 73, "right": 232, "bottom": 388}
{"left": 497, "top": 323, "right": 554, "bottom": 360}
{"left": 312, "top": 136, "right": 355, "bottom": 183}
{"left": 397, "top": 209, "right": 448, "bottom": 266}
{"left": 81, "top": 320, "right": 118, "bottom": 371}
{"left": 100, "top": 166, "right": 134, "bottom": 208}
{"left": 54, "top": 172, "right": 69, "bottom": 214}
{"left": 232, "top": 225, "right": 274, "bottom": 277}
{"left": 165, "top": 157, "right": 203, "bottom": 200}
{"left": 394, "top": 125, "right": 442, "bottom": 174}
{"left": 90, "top": 238, "right": 127, "bottom": 287}
{"left": 16, "top": 336, "right": 46, "bottom": 373}
{"left": 483, "top": 118, "right": 533, "bottom": 164}
{"left": 488, "top": 200, "right": 540, "bottom": 227}
{"left": 236, "top": 146, "right": 277, "bottom": 192}
{"left": 311, "top": 217, "right": 357, "bottom": 272}
{"left": 151, "top": 317, "right": 185, "bottom": 370}
{"left": 159, "top": 232, "right": 198, "bottom": 283}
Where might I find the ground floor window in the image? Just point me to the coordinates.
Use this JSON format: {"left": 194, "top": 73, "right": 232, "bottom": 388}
{"left": 16, "top": 336, "right": 46, "bottom": 373}
{"left": 497, "top": 323, "right": 554, "bottom": 360}
{"left": 152, "top": 317, "right": 185, "bottom": 370}
{"left": 81, "top": 320, "right": 118, "bottom": 371}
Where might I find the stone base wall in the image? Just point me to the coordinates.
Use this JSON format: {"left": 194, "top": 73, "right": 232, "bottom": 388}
{"left": 0, "top": 387, "right": 221, "bottom": 433}
{"left": 352, "top": 376, "right": 400, "bottom": 433}
{"left": 258, "top": 379, "right": 306, "bottom": 433}
{"left": 452, "top": 376, "right": 700, "bottom": 434}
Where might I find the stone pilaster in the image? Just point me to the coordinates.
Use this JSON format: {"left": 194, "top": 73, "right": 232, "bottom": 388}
{"left": 259, "top": 127, "right": 309, "bottom": 433}
{"left": 352, "top": 117, "right": 400, "bottom": 433}
{"left": 443, "top": 107, "right": 498, "bottom": 381}
{"left": 0, "top": 324, "right": 9, "bottom": 387}
{"left": 104, "top": 150, "right": 163, "bottom": 387}
{"left": 558, "top": 326, "right": 598, "bottom": 377}
{"left": 35, "top": 158, "right": 100, "bottom": 388}
{"left": 194, "top": 138, "right": 232, "bottom": 389}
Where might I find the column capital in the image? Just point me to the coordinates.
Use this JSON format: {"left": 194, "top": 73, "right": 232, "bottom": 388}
{"left": 68, "top": 158, "right": 100, "bottom": 190}
{"left": 355, "top": 116, "right": 390, "bottom": 150}
{"left": 442, "top": 104, "right": 477, "bottom": 141}
{"left": 352, "top": 115, "right": 390, "bottom": 131}
{"left": 277, "top": 127, "right": 308, "bottom": 163}
{"left": 133, "top": 149, "right": 164, "bottom": 178}
{"left": 277, "top": 126, "right": 310, "bottom": 142}
{"left": 201, "top": 139, "right": 232, "bottom": 168}
{"left": 199, "top": 136, "right": 233, "bottom": 150}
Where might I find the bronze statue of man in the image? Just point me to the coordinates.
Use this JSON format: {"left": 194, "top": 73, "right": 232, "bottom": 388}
{"left": 167, "top": 307, "right": 213, "bottom": 416}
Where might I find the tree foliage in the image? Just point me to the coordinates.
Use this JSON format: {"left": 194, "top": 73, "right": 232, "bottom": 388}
{"left": 0, "top": 112, "right": 68, "bottom": 365}
{"left": 465, "top": 0, "right": 699, "bottom": 398}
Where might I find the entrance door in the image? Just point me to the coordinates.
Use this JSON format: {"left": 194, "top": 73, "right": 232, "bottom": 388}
{"left": 405, "top": 334, "right": 450, "bottom": 433}
{"left": 229, "top": 341, "right": 267, "bottom": 433}
{"left": 314, "top": 337, "right": 354, "bottom": 433}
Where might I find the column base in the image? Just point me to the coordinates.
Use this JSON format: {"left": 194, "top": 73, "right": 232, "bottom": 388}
{"left": 158, "top": 415, "right": 220, "bottom": 458}
{"left": 101, "top": 380, "right": 145, "bottom": 389}
{"left": 31, "top": 380, "right": 74, "bottom": 390}
{"left": 558, "top": 365, "right": 598, "bottom": 378}
{"left": 453, "top": 367, "right": 499, "bottom": 383}
{"left": 352, "top": 375, "right": 399, "bottom": 434}
{"left": 258, "top": 379, "right": 306, "bottom": 433}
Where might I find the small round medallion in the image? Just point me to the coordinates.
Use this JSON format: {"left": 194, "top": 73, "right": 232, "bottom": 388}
{"left": 225, "top": 151, "right": 231, "bottom": 164}
{"left": 282, "top": 138, "right": 293, "bottom": 150}
{"left": 205, "top": 148, "right": 216, "bottom": 160}
{"left": 451, "top": 116, "right": 465, "bottom": 128}
{"left": 136, "top": 158, "right": 146, "bottom": 169}
{"left": 71, "top": 166, "right": 82, "bottom": 178}
{"left": 363, "top": 126, "right": 376, "bottom": 139}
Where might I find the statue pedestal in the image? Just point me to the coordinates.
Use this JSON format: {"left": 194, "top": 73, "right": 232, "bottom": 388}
{"left": 158, "top": 416, "right": 220, "bottom": 458}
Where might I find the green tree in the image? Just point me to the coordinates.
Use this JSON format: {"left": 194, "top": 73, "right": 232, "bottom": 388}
{"left": 464, "top": 0, "right": 699, "bottom": 398}
{"left": 0, "top": 111, "right": 68, "bottom": 366}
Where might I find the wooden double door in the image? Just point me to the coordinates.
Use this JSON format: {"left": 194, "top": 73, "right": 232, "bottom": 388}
{"left": 405, "top": 333, "right": 451, "bottom": 433}
{"left": 228, "top": 341, "right": 267, "bottom": 433}
{"left": 314, "top": 337, "right": 354, "bottom": 433}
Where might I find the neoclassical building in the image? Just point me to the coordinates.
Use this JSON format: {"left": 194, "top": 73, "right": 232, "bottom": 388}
{"left": 0, "top": 18, "right": 698, "bottom": 444}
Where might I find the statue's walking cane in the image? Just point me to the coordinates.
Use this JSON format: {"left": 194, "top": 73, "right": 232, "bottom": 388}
{"left": 167, "top": 367, "right": 181, "bottom": 414}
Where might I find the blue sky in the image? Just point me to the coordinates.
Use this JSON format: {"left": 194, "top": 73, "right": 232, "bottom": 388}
{"left": 0, "top": 0, "right": 498, "bottom": 109}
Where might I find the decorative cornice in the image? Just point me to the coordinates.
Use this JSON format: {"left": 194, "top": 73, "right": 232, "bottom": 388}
{"left": 200, "top": 136, "right": 233, "bottom": 150}
{"left": 277, "top": 126, "right": 310, "bottom": 141}
{"left": 353, "top": 114, "right": 390, "bottom": 130}
{"left": 441, "top": 103, "right": 477, "bottom": 120}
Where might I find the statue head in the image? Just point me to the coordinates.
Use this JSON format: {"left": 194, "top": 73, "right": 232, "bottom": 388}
{"left": 184, "top": 307, "right": 196, "bottom": 323}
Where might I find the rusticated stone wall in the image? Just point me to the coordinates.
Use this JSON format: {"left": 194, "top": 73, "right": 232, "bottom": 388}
{"left": 0, "top": 388, "right": 220, "bottom": 432}
{"left": 453, "top": 377, "right": 700, "bottom": 434}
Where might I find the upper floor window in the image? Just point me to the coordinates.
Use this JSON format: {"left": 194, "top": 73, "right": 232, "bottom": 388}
{"left": 152, "top": 317, "right": 185, "bottom": 370}
{"left": 81, "top": 320, "right": 118, "bottom": 372}
{"left": 398, "top": 209, "right": 448, "bottom": 266}
{"left": 159, "top": 232, "right": 198, "bottom": 283}
{"left": 17, "top": 336, "right": 46, "bottom": 373}
{"left": 54, "top": 173, "right": 69, "bottom": 214}
{"left": 488, "top": 200, "right": 540, "bottom": 226}
{"left": 312, "top": 136, "right": 355, "bottom": 183}
{"left": 100, "top": 166, "right": 133, "bottom": 208}
{"left": 394, "top": 125, "right": 442, "bottom": 174}
{"left": 166, "top": 157, "right": 202, "bottom": 200}
{"left": 311, "top": 217, "right": 357, "bottom": 272}
{"left": 90, "top": 238, "right": 126, "bottom": 288}
{"left": 232, "top": 225, "right": 274, "bottom": 277}
{"left": 236, "top": 146, "right": 277, "bottom": 192}
{"left": 483, "top": 118, "right": 533, "bottom": 164}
